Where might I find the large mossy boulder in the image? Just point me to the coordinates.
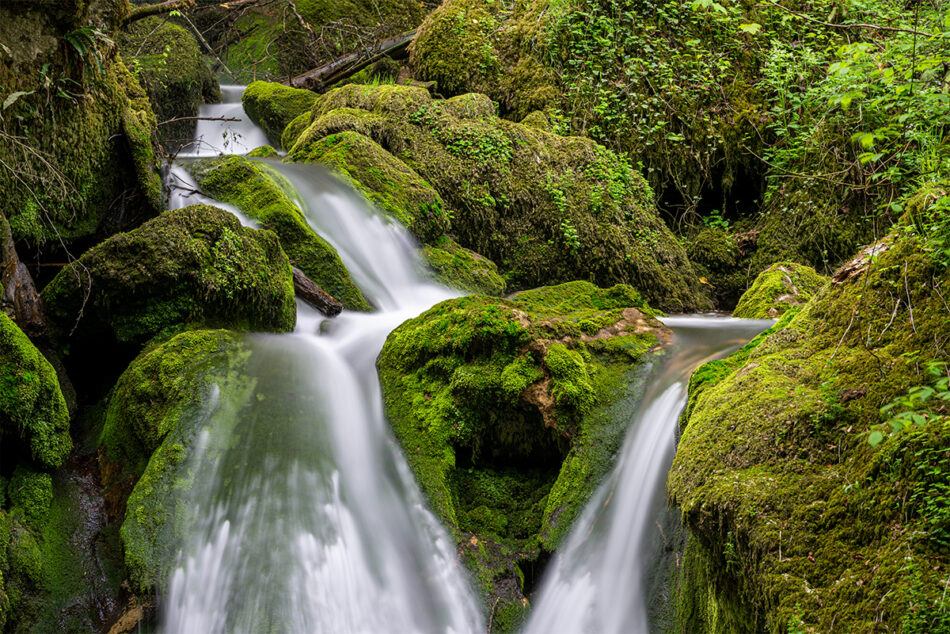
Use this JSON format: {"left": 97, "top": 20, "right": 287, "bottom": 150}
{"left": 118, "top": 17, "right": 220, "bottom": 150}
{"left": 286, "top": 84, "right": 704, "bottom": 311}
{"left": 379, "top": 280, "right": 671, "bottom": 615}
{"left": 98, "top": 329, "right": 249, "bottom": 591}
{"left": 0, "top": 0, "right": 163, "bottom": 247}
{"left": 0, "top": 313, "right": 71, "bottom": 469}
{"left": 242, "top": 81, "right": 318, "bottom": 145}
{"left": 669, "top": 212, "right": 950, "bottom": 632}
{"left": 189, "top": 156, "right": 371, "bottom": 311}
{"left": 43, "top": 205, "right": 297, "bottom": 353}
{"left": 732, "top": 260, "right": 828, "bottom": 319}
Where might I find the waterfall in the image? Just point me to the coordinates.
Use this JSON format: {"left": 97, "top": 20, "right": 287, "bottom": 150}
{"left": 524, "top": 316, "right": 772, "bottom": 633}
{"left": 160, "top": 86, "right": 483, "bottom": 633}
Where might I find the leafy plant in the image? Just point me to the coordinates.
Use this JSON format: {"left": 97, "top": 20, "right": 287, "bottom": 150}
{"left": 870, "top": 361, "right": 950, "bottom": 446}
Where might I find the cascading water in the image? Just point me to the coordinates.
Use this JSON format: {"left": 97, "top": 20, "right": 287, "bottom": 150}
{"left": 524, "top": 316, "right": 772, "bottom": 633}
{"left": 160, "top": 87, "right": 483, "bottom": 633}
{"left": 161, "top": 85, "right": 771, "bottom": 633}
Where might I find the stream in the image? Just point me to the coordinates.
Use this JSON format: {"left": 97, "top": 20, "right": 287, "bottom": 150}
{"left": 158, "top": 86, "right": 772, "bottom": 633}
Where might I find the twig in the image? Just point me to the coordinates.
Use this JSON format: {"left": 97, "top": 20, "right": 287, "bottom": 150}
{"left": 125, "top": 0, "right": 196, "bottom": 24}
{"left": 157, "top": 115, "right": 240, "bottom": 126}
{"left": 760, "top": 0, "right": 938, "bottom": 38}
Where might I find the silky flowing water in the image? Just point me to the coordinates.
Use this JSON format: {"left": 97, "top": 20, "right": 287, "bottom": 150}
{"left": 159, "top": 86, "right": 771, "bottom": 633}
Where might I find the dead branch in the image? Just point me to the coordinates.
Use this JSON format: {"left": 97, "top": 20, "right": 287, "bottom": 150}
{"left": 157, "top": 115, "right": 241, "bottom": 126}
{"left": 126, "top": 0, "right": 196, "bottom": 24}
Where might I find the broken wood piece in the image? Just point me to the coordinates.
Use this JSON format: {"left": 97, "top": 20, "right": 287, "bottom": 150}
{"left": 292, "top": 266, "right": 343, "bottom": 317}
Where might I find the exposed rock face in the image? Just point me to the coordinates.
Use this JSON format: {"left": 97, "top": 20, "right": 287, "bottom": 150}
{"left": 378, "top": 280, "right": 671, "bottom": 622}
{"left": 732, "top": 260, "right": 828, "bottom": 319}
{"left": 669, "top": 212, "right": 950, "bottom": 632}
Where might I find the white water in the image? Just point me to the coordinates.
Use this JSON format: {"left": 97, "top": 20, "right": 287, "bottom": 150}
{"left": 177, "top": 85, "right": 271, "bottom": 157}
{"left": 160, "top": 87, "right": 483, "bottom": 633}
{"left": 524, "top": 316, "right": 772, "bottom": 634}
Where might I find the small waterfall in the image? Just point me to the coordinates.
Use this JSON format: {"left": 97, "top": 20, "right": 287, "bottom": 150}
{"left": 177, "top": 85, "right": 271, "bottom": 157}
{"left": 524, "top": 316, "right": 772, "bottom": 634}
{"left": 159, "top": 87, "right": 482, "bottom": 633}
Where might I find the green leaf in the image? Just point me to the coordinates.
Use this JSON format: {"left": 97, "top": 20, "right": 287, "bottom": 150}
{"left": 868, "top": 431, "right": 884, "bottom": 447}
{"left": 739, "top": 23, "right": 761, "bottom": 34}
{"left": 3, "top": 90, "right": 34, "bottom": 110}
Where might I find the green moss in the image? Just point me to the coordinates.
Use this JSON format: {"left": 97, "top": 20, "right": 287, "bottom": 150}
{"left": 242, "top": 81, "right": 318, "bottom": 145}
{"left": 0, "top": 6, "right": 162, "bottom": 246}
{"left": 423, "top": 236, "right": 506, "bottom": 296}
{"left": 288, "top": 84, "right": 703, "bottom": 310}
{"left": 118, "top": 17, "right": 219, "bottom": 149}
{"left": 292, "top": 130, "right": 452, "bottom": 243}
{"left": 0, "top": 313, "right": 71, "bottom": 469}
{"left": 732, "top": 261, "right": 828, "bottom": 319}
{"left": 43, "top": 204, "right": 297, "bottom": 347}
{"left": 378, "top": 280, "right": 669, "bottom": 610}
{"left": 7, "top": 468, "right": 53, "bottom": 526}
{"left": 189, "top": 156, "right": 371, "bottom": 310}
{"left": 247, "top": 145, "right": 279, "bottom": 158}
{"left": 103, "top": 330, "right": 252, "bottom": 591}
{"left": 281, "top": 111, "right": 312, "bottom": 150}
{"left": 669, "top": 223, "right": 950, "bottom": 631}
{"left": 686, "top": 227, "right": 749, "bottom": 310}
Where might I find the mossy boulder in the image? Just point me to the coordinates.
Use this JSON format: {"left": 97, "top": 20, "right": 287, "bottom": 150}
{"left": 0, "top": 1, "right": 163, "bottom": 247}
{"left": 99, "top": 329, "right": 250, "bottom": 591}
{"left": 669, "top": 221, "right": 950, "bottom": 632}
{"left": 288, "top": 84, "right": 704, "bottom": 311}
{"left": 119, "top": 17, "right": 220, "bottom": 150}
{"left": 423, "top": 236, "right": 506, "bottom": 296}
{"left": 291, "top": 130, "right": 451, "bottom": 243}
{"left": 685, "top": 227, "right": 750, "bottom": 310}
{"left": 378, "top": 280, "right": 670, "bottom": 613}
{"left": 0, "top": 312, "right": 71, "bottom": 469}
{"left": 242, "top": 81, "right": 318, "bottom": 145}
{"left": 188, "top": 155, "right": 371, "bottom": 311}
{"left": 732, "top": 261, "right": 827, "bottom": 319}
{"left": 43, "top": 204, "right": 297, "bottom": 352}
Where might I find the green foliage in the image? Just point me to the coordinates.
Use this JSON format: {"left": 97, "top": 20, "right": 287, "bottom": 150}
{"left": 869, "top": 361, "right": 950, "bottom": 446}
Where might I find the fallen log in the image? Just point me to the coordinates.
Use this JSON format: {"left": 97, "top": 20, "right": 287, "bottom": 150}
{"left": 292, "top": 266, "right": 343, "bottom": 317}
{"left": 289, "top": 30, "right": 416, "bottom": 92}
{"left": 125, "top": 0, "right": 196, "bottom": 24}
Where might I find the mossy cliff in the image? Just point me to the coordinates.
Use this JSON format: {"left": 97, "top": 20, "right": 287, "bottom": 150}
{"left": 43, "top": 204, "right": 297, "bottom": 355}
{"left": 118, "top": 16, "right": 219, "bottom": 150}
{"left": 188, "top": 155, "right": 371, "bottom": 311}
{"left": 98, "top": 329, "right": 250, "bottom": 592}
{"left": 0, "top": 0, "right": 163, "bottom": 248}
{"left": 668, "top": 218, "right": 950, "bottom": 631}
{"left": 284, "top": 84, "right": 703, "bottom": 310}
{"left": 378, "top": 280, "right": 670, "bottom": 623}
{"left": 732, "top": 261, "right": 827, "bottom": 319}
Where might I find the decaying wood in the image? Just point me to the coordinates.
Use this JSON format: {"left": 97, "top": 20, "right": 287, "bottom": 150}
{"left": 0, "top": 212, "right": 46, "bottom": 336}
{"left": 289, "top": 30, "right": 416, "bottom": 92}
{"left": 292, "top": 266, "right": 343, "bottom": 317}
{"left": 125, "top": 0, "right": 196, "bottom": 24}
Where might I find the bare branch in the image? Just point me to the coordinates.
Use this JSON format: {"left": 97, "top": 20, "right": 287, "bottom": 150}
{"left": 125, "top": 0, "right": 197, "bottom": 24}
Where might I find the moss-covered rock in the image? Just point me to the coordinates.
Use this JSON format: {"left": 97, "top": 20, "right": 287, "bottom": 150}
{"left": 669, "top": 219, "right": 950, "bottom": 632}
{"left": 423, "top": 236, "right": 505, "bottom": 296}
{"left": 99, "top": 329, "right": 249, "bottom": 591}
{"left": 242, "top": 81, "right": 318, "bottom": 146}
{"left": 43, "top": 204, "right": 297, "bottom": 350}
{"left": 291, "top": 129, "right": 451, "bottom": 243}
{"left": 0, "top": 1, "right": 163, "bottom": 247}
{"left": 288, "top": 84, "right": 704, "bottom": 310}
{"left": 732, "top": 261, "right": 827, "bottom": 319}
{"left": 188, "top": 155, "right": 371, "bottom": 311}
{"left": 685, "top": 227, "right": 750, "bottom": 310}
{"left": 379, "top": 280, "right": 670, "bottom": 613}
{"left": 118, "top": 17, "right": 219, "bottom": 150}
{"left": 0, "top": 312, "right": 71, "bottom": 469}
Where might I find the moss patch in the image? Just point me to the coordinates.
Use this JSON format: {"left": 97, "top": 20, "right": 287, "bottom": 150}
{"left": 423, "top": 236, "right": 506, "bottom": 296}
{"left": 378, "top": 280, "right": 669, "bottom": 613}
{"left": 0, "top": 313, "right": 71, "bottom": 469}
{"left": 732, "top": 261, "right": 828, "bottom": 319}
{"left": 242, "top": 81, "right": 317, "bottom": 146}
{"left": 189, "top": 155, "right": 371, "bottom": 311}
